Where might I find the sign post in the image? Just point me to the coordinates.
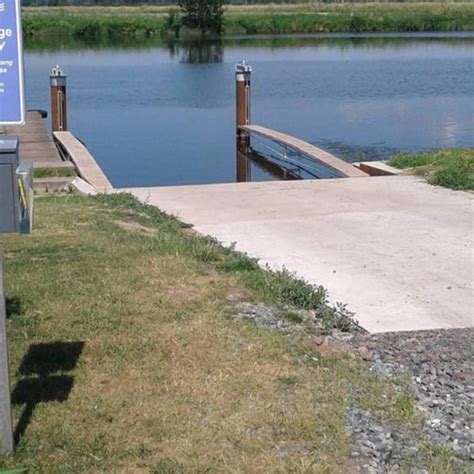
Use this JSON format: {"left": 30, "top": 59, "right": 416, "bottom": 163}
{"left": 0, "top": 0, "right": 25, "bottom": 125}
{"left": 0, "top": 0, "right": 26, "bottom": 454}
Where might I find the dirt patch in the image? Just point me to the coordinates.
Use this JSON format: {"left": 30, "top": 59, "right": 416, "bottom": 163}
{"left": 166, "top": 285, "right": 198, "bottom": 300}
{"left": 114, "top": 220, "right": 155, "bottom": 233}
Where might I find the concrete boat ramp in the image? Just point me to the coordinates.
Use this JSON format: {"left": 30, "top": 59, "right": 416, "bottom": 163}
{"left": 122, "top": 176, "right": 473, "bottom": 333}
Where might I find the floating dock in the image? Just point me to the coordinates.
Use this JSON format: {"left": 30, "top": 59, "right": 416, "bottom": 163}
{"left": 239, "top": 125, "right": 368, "bottom": 178}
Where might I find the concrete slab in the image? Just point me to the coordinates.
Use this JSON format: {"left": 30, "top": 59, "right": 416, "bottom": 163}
{"left": 122, "top": 177, "right": 474, "bottom": 333}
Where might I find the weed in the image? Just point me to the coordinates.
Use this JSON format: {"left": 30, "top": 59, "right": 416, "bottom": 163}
{"left": 389, "top": 148, "right": 474, "bottom": 190}
{"left": 421, "top": 443, "right": 468, "bottom": 473}
{"left": 281, "top": 311, "right": 304, "bottom": 324}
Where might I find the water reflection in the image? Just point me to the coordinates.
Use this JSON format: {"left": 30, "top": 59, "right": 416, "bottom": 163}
{"left": 312, "top": 139, "right": 399, "bottom": 163}
{"left": 236, "top": 135, "right": 346, "bottom": 182}
{"left": 166, "top": 39, "right": 224, "bottom": 64}
{"left": 236, "top": 137, "right": 300, "bottom": 182}
{"left": 24, "top": 32, "right": 474, "bottom": 54}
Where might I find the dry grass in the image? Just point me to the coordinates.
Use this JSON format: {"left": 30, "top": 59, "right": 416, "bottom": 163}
{"left": 2, "top": 195, "right": 356, "bottom": 472}
{"left": 1, "top": 194, "right": 461, "bottom": 471}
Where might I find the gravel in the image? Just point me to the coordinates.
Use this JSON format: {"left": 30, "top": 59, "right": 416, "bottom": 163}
{"left": 233, "top": 302, "right": 294, "bottom": 332}
{"left": 341, "top": 328, "right": 474, "bottom": 471}
{"left": 233, "top": 302, "right": 326, "bottom": 334}
{"left": 233, "top": 302, "right": 473, "bottom": 471}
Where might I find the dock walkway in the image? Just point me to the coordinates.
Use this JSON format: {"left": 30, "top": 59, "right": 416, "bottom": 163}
{"left": 239, "top": 125, "right": 367, "bottom": 178}
{"left": 54, "top": 132, "right": 113, "bottom": 192}
{"left": 0, "top": 111, "right": 77, "bottom": 192}
{"left": 1, "top": 111, "right": 67, "bottom": 169}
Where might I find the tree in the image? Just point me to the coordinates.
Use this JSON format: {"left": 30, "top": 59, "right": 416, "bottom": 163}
{"left": 179, "top": 0, "right": 224, "bottom": 35}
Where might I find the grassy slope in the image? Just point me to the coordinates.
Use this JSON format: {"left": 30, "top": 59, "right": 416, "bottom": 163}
{"left": 22, "top": 2, "right": 474, "bottom": 37}
{"left": 0, "top": 194, "right": 459, "bottom": 471}
{"left": 389, "top": 148, "right": 474, "bottom": 190}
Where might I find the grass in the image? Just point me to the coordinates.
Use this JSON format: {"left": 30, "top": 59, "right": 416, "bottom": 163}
{"left": 33, "top": 167, "right": 77, "bottom": 179}
{"left": 0, "top": 193, "right": 460, "bottom": 471}
{"left": 22, "top": 2, "right": 474, "bottom": 38}
{"left": 389, "top": 148, "right": 474, "bottom": 190}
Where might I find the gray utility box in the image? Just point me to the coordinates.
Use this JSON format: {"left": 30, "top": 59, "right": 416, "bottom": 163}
{"left": 0, "top": 138, "right": 20, "bottom": 234}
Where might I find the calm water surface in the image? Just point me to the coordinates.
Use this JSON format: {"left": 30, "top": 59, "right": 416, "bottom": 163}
{"left": 25, "top": 34, "right": 474, "bottom": 187}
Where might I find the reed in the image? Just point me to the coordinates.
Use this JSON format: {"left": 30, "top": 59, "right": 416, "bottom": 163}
{"left": 23, "top": 14, "right": 166, "bottom": 38}
{"left": 226, "top": 9, "right": 474, "bottom": 34}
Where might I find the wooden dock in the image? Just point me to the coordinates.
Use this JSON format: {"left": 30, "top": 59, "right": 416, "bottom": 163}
{"left": 239, "top": 125, "right": 368, "bottom": 178}
{"left": 0, "top": 110, "right": 115, "bottom": 193}
{"left": 0, "top": 110, "right": 77, "bottom": 192}
{"left": 1, "top": 111, "right": 69, "bottom": 170}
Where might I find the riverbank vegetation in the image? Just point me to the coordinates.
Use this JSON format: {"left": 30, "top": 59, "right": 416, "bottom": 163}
{"left": 1, "top": 193, "right": 460, "bottom": 471}
{"left": 180, "top": 0, "right": 224, "bottom": 34}
{"left": 23, "top": 2, "right": 474, "bottom": 38}
{"left": 389, "top": 148, "right": 474, "bottom": 191}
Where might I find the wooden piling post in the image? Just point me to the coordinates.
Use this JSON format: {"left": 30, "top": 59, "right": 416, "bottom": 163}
{"left": 235, "top": 61, "right": 252, "bottom": 141}
{"left": 236, "top": 137, "right": 250, "bottom": 182}
{"left": 50, "top": 65, "right": 67, "bottom": 132}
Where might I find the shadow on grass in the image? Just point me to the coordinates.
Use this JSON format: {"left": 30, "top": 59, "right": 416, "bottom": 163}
{"left": 5, "top": 297, "right": 23, "bottom": 319}
{"left": 12, "top": 341, "right": 84, "bottom": 444}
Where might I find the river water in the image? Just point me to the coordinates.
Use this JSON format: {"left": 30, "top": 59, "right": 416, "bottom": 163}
{"left": 25, "top": 33, "right": 474, "bottom": 187}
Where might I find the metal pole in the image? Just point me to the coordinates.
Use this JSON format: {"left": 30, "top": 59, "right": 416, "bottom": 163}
{"left": 0, "top": 240, "right": 13, "bottom": 455}
{"left": 50, "top": 65, "right": 68, "bottom": 132}
{"left": 235, "top": 61, "right": 252, "bottom": 141}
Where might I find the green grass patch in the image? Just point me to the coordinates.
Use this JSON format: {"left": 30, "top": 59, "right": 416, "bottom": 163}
{"left": 33, "top": 167, "right": 77, "bottom": 179}
{"left": 389, "top": 148, "right": 474, "bottom": 190}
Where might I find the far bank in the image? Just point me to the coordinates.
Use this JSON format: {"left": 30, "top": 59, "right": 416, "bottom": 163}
{"left": 23, "top": 2, "right": 474, "bottom": 38}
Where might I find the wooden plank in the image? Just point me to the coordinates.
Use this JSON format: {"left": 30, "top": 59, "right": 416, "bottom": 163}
{"left": 33, "top": 161, "right": 76, "bottom": 170}
{"left": 53, "top": 131, "right": 112, "bottom": 192}
{"left": 239, "top": 125, "right": 368, "bottom": 178}
{"left": 353, "top": 161, "right": 401, "bottom": 177}
{"left": 2, "top": 111, "right": 63, "bottom": 167}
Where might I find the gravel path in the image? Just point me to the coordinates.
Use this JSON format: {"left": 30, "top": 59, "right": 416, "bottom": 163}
{"left": 342, "top": 328, "right": 474, "bottom": 471}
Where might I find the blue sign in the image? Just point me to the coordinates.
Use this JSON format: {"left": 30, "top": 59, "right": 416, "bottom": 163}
{"left": 0, "top": 0, "right": 25, "bottom": 125}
